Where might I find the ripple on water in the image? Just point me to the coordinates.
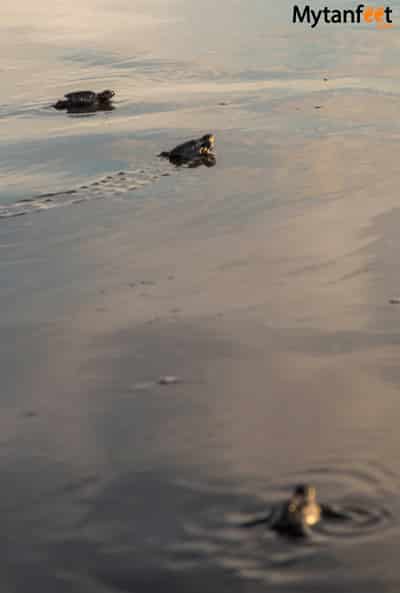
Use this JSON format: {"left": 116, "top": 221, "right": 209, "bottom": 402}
{"left": 292, "top": 459, "right": 397, "bottom": 543}
{"left": 166, "top": 460, "right": 399, "bottom": 587}
{"left": 0, "top": 164, "right": 171, "bottom": 220}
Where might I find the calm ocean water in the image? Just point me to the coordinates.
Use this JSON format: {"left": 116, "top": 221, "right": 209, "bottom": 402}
{"left": 2, "top": 1, "right": 400, "bottom": 591}
{"left": 2, "top": 0, "right": 399, "bottom": 210}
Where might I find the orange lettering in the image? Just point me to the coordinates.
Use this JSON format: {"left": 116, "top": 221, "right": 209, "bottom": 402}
{"left": 374, "top": 7, "right": 384, "bottom": 22}
{"left": 363, "top": 6, "right": 374, "bottom": 22}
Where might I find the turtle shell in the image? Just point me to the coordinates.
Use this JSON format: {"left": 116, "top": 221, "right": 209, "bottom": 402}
{"left": 64, "top": 91, "right": 97, "bottom": 106}
{"left": 169, "top": 139, "right": 198, "bottom": 159}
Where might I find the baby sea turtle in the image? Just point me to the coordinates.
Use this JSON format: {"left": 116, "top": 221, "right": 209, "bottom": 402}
{"left": 242, "top": 484, "right": 346, "bottom": 538}
{"left": 158, "top": 134, "right": 216, "bottom": 167}
{"left": 271, "top": 484, "right": 321, "bottom": 537}
{"left": 53, "top": 90, "right": 115, "bottom": 112}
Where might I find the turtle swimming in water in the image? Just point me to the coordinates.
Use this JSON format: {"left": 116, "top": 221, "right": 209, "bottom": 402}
{"left": 271, "top": 484, "right": 321, "bottom": 537}
{"left": 53, "top": 90, "right": 115, "bottom": 113}
{"left": 158, "top": 134, "right": 216, "bottom": 167}
{"left": 242, "top": 484, "right": 347, "bottom": 538}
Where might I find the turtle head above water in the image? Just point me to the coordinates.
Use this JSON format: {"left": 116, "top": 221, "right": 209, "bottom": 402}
{"left": 200, "top": 134, "right": 215, "bottom": 153}
{"left": 98, "top": 90, "right": 115, "bottom": 102}
{"left": 293, "top": 484, "right": 317, "bottom": 502}
{"left": 288, "top": 484, "right": 320, "bottom": 528}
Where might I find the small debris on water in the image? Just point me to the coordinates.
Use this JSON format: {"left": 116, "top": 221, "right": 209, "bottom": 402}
{"left": 218, "top": 101, "right": 229, "bottom": 106}
{"left": 158, "top": 376, "right": 181, "bottom": 385}
{"left": 389, "top": 298, "right": 400, "bottom": 304}
{"left": 323, "top": 77, "right": 328, "bottom": 81}
{"left": 140, "top": 280, "right": 155, "bottom": 286}
{"left": 314, "top": 105, "right": 322, "bottom": 109}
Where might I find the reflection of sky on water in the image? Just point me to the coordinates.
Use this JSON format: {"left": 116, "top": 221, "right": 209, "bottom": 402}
{"left": 3, "top": 2, "right": 400, "bottom": 590}
{"left": 2, "top": 0, "right": 400, "bottom": 204}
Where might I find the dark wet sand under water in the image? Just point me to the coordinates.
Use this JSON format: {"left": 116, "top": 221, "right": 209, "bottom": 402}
{"left": 2, "top": 86, "right": 400, "bottom": 591}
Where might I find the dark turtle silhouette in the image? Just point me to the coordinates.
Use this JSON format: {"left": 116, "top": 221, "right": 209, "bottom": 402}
{"left": 53, "top": 90, "right": 115, "bottom": 113}
{"left": 158, "top": 134, "right": 216, "bottom": 167}
{"left": 242, "top": 484, "right": 347, "bottom": 538}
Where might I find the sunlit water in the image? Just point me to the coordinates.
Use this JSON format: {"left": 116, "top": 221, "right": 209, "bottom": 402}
{"left": 2, "top": 1, "right": 400, "bottom": 591}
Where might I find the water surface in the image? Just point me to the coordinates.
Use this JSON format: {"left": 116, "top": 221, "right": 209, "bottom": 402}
{"left": 2, "top": 1, "right": 400, "bottom": 591}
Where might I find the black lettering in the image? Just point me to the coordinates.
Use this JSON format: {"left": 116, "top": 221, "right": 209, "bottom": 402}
{"left": 331, "top": 9, "right": 342, "bottom": 23}
{"left": 356, "top": 5, "right": 365, "bottom": 23}
{"left": 343, "top": 9, "right": 355, "bottom": 23}
{"left": 310, "top": 9, "right": 323, "bottom": 27}
{"left": 322, "top": 7, "right": 331, "bottom": 22}
{"left": 292, "top": 5, "right": 311, "bottom": 24}
{"left": 385, "top": 6, "right": 393, "bottom": 23}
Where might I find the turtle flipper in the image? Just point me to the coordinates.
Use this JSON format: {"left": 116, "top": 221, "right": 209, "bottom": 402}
{"left": 321, "top": 503, "right": 351, "bottom": 521}
{"left": 53, "top": 100, "right": 68, "bottom": 110}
